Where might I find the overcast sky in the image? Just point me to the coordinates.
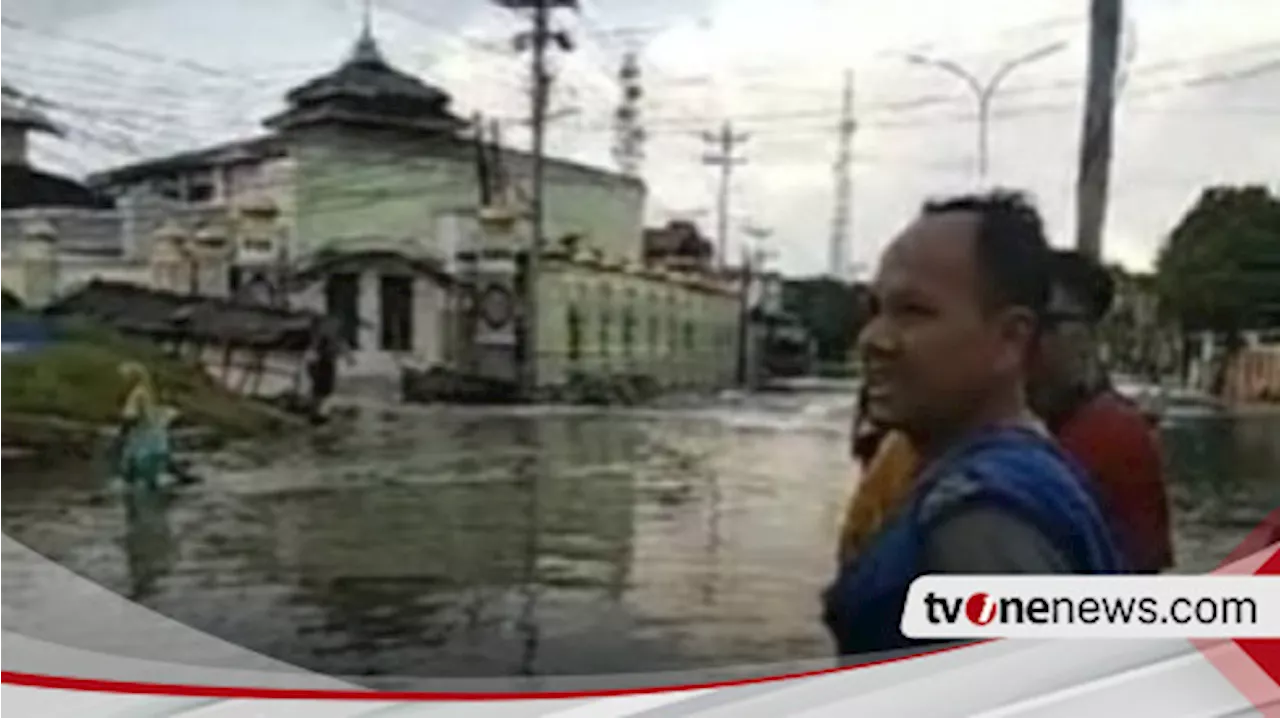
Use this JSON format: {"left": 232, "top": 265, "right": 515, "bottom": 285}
{"left": 4, "top": 0, "right": 1277, "bottom": 276}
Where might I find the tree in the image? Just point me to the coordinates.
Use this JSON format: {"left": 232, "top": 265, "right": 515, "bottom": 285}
{"left": 780, "top": 277, "right": 872, "bottom": 364}
{"left": 1156, "top": 185, "right": 1280, "bottom": 337}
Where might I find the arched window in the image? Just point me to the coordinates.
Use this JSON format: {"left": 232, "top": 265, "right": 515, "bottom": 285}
{"left": 567, "top": 305, "right": 582, "bottom": 361}
{"left": 621, "top": 307, "right": 636, "bottom": 357}
{"left": 599, "top": 310, "right": 611, "bottom": 356}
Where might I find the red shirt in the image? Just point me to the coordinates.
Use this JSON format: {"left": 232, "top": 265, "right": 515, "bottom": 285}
{"left": 1056, "top": 391, "right": 1174, "bottom": 573}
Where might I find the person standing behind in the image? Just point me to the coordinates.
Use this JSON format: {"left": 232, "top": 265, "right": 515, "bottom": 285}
{"left": 822, "top": 191, "right": 1125, "bottom": 658}
{"left": 1031, "top": 250, "right": 1174, "bottom": 574}
{"left": 839, "top": 386, "right": 919, "bottom": 565}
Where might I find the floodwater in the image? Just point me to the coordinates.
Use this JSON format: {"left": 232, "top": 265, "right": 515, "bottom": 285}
{"left": 3, "top": 384, "right": 1278, "bottom": 681}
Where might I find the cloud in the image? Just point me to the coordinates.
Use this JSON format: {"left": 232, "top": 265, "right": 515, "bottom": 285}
{"left": 6, "top": 0, "right": 1277, "bottom": 277}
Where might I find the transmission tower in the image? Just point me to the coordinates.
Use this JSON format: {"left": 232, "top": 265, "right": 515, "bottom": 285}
{"left": 829, "top": 69, "right": 856, "bottom": 281}
{"left": 613, "top": 51, "right": 645, "bottom": 177}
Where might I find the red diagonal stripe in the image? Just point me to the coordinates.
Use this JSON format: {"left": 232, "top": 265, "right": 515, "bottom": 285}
{"left": 1236, "top": 547, "right": 1280, "bottom": 687}
{"left": 1197, "top": 518, "right": 1280, "bottom": 714}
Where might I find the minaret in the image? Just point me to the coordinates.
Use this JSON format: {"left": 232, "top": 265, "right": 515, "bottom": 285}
{"left": 351, "top": 0, "right": 380, "bottom": 64}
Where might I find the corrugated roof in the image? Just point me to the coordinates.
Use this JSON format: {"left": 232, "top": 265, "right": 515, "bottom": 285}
{"left": 86, "top": 135, "right": 285, "bottom": 187}
{"left": 45, "top": 280, "right": 328, "bottom": 350}
{"left": 2, "top": 166, "right": 115, "bottom": 210}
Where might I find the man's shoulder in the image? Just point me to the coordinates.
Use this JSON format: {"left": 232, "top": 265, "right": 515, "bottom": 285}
{"left": 916, "top": 431, "right": 1075, "bottom": 525}
{"left": 1059, "top": 389, "right": 1152, "bottom": 440}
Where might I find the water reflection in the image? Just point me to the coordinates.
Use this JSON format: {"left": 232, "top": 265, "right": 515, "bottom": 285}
{"left": 514, "top": 418, "right": 540, "bottom": 677}
{"left": 121, "top": 489, "right": 175, "bottom": 602}
{"left": 2, "top": 395, "right": 1276, "bottom": 680}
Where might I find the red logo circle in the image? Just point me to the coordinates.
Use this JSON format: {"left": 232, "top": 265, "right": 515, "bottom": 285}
{"left": 965, "top": 592, "right": 996, "bottom": 625}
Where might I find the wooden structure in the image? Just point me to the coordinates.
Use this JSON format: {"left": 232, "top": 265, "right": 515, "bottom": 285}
{"left": 44, "top": 279, "right": 334, "bottom": 399}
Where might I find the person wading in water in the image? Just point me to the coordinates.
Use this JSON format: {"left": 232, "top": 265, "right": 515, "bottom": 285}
{"left": 115, "top": 362, "right": 175, "bottom": 491}
{"left": 822, "top": 190, "right": 1125, "bottom": 659}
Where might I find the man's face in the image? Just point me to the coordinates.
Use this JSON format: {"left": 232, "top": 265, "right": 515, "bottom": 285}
{"left": 857, "top": 212, "right": 1036, "bottom": 438}
{"left": 1029, "top": 284, "right": 1095, "bottom": 413}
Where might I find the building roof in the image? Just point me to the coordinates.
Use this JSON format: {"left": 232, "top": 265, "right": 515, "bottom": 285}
{"left": 1, "top": 288, "right": 24, "bottom": 311}
{"left": 45, "top": 279, "right": 328, "bottom": 351}
{"left": 264, "top": 24, "right": 466, "bottom": 134}
{"left": 2, "top": 165, "right": 115, "bottom": 210}
{"left": 87, "top": 135, "right": 285, "bottom": 187}
{"left": 87, "top": 128, "right": 643, "bottom": 197}
{"left": 1, "top": 85, "right": 61, "bottom": 135}
{"left": 83, "top": 23, "right": 642, "bottom": 195}
{"left": 643, "top": 221, "right": 713, "bottom": 262}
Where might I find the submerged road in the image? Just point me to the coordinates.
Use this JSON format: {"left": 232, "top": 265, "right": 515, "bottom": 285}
{"left": 3, "top": 383, "right": 1278, "bottom": 682}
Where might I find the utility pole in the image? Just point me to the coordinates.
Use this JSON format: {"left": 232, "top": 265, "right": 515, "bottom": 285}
{"left": 829, "top": 69, "right": 856, "bottom": 281}
{"left": 702, "top": 122, "right": 749, "bottom": 271}
{"left": 1076, "top": 0, "right": 1124, "bottom": 259}
{"left": 499, "top": 0, "right": 576, "bottom": 397}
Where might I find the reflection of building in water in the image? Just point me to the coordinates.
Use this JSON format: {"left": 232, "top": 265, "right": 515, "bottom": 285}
{"left": 260, "top": 414, "right": 639, "bottom": 658}
{"left": 621, "top": 426, "right": 845, "bottom": 660}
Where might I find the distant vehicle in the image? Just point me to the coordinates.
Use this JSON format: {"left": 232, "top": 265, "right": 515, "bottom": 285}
{"left": 762, "top": 323, "right": 815, "bottom": 378}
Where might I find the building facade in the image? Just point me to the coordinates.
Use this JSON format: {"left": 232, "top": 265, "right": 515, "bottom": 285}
{"left": 29, "top": 23, "right": 743, "bottom": 398}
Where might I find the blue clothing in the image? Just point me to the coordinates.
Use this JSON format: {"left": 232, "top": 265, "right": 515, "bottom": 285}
{"left": 822, "top": 425, "right": 1126, "bottom": 657}
{"left": 117, "top": 420, "right": 170, "bottom": 491}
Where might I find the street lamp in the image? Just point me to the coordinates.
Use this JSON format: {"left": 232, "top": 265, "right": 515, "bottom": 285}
{"left": 906, "top": 41, "right": 1066, "bottom": 181}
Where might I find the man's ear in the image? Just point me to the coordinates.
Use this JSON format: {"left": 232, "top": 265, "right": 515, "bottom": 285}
{"left": 994, "top": 306, "right": 1039, "bottom": 371}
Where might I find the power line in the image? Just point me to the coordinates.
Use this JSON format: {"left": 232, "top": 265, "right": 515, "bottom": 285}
{"left": 0, "top": 16, "right": 240, "bottom": 80}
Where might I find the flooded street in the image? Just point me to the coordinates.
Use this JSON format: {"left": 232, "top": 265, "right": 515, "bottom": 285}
{"left": 3, "top": 384, "right": 1278, "bottom": 681}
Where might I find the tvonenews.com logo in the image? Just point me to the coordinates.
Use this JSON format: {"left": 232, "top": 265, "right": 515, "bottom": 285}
{"left": 901, "top": 577, "right": 1280, "bottom": 639}
{"left": 926, "top": 591, "right": 1257, "bottom": 627}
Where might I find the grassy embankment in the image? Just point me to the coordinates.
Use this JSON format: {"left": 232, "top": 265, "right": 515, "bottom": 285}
{"left": 3, "top": 317, "right": 298, "bottom": 457}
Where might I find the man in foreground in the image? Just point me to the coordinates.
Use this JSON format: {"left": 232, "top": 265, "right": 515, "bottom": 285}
{"left": 1031, "top": 249, "right": 1174, "bottom": 574}
{"left": 823, "top": 191, "right": 1125, "bottom": 658}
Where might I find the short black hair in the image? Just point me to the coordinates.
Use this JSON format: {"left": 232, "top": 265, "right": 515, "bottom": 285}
{"left": 1049, "top": 249, "right": 1115, "bottom": 322}
{"left": 921, "top": 189, "right": 1052, "bottom": 320}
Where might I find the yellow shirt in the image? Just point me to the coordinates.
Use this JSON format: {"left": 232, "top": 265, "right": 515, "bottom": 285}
{"left": 121, "top": 381, "right": 158, "bottom": 424}
{"left": 837, "top": 430, "right": 920, "bottom": 564}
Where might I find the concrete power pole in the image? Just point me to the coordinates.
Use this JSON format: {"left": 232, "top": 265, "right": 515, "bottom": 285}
{"left": 500, "top": 0, "right": 576, "bottom": 397}
{"left": 703, "top": 122, "right": 750, "bottom": 271}
{"left": 1075, "top": 0, "right": 1124, "bottom": 260}
{"left": 829, "top": 69, "right": 856, "bottom": 281}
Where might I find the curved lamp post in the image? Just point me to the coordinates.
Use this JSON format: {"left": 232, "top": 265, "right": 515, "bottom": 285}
{"left": 906, "top": 41, "right": 1067, "bottom": 181}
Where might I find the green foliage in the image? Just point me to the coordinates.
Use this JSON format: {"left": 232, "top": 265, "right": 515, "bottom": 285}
{"left": 2, "top": 320, "right": 283, "bottom": 438}
{"left": 1156, "top": 185, "right": 1280, "bottom": 335}
{"left": 780, "top": 278, "right": 869, "bottom": 363}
